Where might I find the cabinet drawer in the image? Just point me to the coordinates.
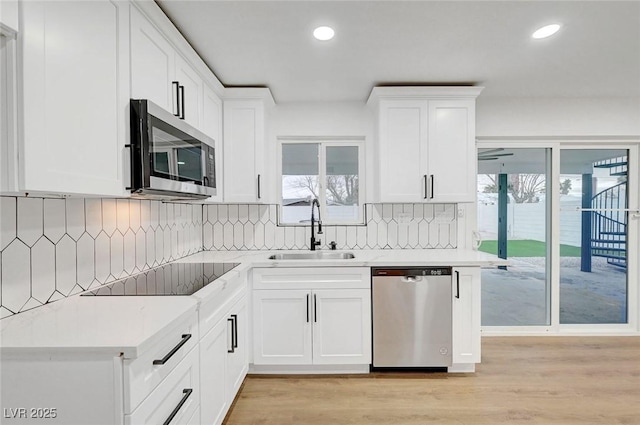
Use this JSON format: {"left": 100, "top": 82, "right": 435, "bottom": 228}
{"left": 198, "top": 273, "right": 247, "bottom": 337}
{"left": 125, "top": 346, "right": 200, "bottom": 425}
{"left": 124, "top": 310, "right": 199, "bottom": 413}
{"left": 252, "top": 267, "right": 370, "bottom": 290}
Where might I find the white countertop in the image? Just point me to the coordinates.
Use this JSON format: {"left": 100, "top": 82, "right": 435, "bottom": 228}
{"left": 177, "top": 248, "right": 507, "bottom": 268}
{"left": 0, "top": 294, "right": 197, "bottom": 358}
{"left": 1, "top": 248, "right": 504, "bottom": 357}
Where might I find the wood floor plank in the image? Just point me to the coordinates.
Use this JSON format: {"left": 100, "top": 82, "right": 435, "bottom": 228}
{"left": 223, "top": 337, "right": 640, "bottom": 425}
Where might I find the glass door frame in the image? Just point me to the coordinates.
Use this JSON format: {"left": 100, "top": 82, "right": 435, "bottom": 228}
{"left": 478, "top": 139, "right": 639, "bottom": 335}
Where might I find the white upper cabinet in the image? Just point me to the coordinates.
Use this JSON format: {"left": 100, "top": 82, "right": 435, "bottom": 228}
{"left": 376, "top": 99, "right": 429, "bottom": 203}
{"left": 130, "top": 4, "right": 175, "bottom": 112}
{"left": 16, "top": 0, "right": 130, "bottom": 196}
{"left": 427, "top": 100, "right": 477, "bottom": 203}
{"left": 129, "top": 3, "right": 223, "bottom": 140}
{"left": 202, "top": 84, "right": 224, "bottom": 202}
{"left": 174, "top": 54, "right": 204, "bottom": 129}
{"left": 223, "top": 89, "right": 275, "bottom": 203}
{"left": 368, "top": 87, "right": 483, "bottom": 203}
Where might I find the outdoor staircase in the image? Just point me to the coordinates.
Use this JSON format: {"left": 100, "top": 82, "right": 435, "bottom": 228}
{"left": 591, "top": 157, "right": 627, "bottom": 268}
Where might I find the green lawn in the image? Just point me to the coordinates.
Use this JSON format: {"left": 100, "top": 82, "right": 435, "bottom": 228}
{"left": 478, "top": 239, "right": 582, "bottom": 257}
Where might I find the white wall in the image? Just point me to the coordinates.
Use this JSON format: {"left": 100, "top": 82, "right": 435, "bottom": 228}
{"left": 476, "top": 96, "right": 640, "bottom": 137}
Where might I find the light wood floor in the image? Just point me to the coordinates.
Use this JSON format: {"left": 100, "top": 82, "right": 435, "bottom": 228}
{"left": 223, "top": 337, "right": 640, "bottom": 425}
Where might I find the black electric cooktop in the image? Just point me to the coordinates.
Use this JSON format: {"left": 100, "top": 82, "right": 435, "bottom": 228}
{"left": 81, "top": 262, "right": 240, "bottom": 296}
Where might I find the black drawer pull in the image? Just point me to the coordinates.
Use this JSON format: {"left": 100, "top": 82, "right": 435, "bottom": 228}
{"left": 163, "top": 388, "right": 193, "bottom": 425}
{"left": 231, "top": 314, "right": 238, "bottom": 349}
{"left": 153, "top": 334, "right": 192, "bottom": 365}
{"left": 227, "top": 317, "right": 235, "bottom": 353}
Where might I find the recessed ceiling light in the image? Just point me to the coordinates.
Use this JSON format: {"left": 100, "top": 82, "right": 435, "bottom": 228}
{"left": 532, "top": 24, "right": 561, "bottom": 39}
{"left": 313, "top": 26, "right": 334, "bottom": 41}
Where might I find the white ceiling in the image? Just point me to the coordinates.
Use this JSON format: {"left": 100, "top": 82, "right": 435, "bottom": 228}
{"left": 156, "top": 0, "right": 640, "bottom": 104}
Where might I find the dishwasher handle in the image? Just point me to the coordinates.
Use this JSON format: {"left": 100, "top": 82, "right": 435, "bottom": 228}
{"left": 401, "top": 276, "right": 423, "bottom": 283}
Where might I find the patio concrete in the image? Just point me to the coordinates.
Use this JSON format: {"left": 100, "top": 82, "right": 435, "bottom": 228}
{"left": 482, "top": 257, "right": 627, "bottom": 326}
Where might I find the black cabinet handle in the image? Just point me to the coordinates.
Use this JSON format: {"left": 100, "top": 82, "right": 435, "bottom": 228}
{"left": 179, "top": 85, "right": 185, "bottom": 120}
{"left": 257, "top": 174, "right": 262, "bottom": 199}
{"left": 172, "top": 81, "right": 180, "bottom": 117}
{"left": 227, "top": 317, "right": 235, "bottom": 353}
{"left": 423, "top": 175, "right": 428, "bottom": 199}
{"left": 313, "top": 294, "right": 317, "bottom": 323}
{"left": 306, "top": 294, "right": 309, "bottom": 323}
{"left": 162, "top": 388, "right": 193, "bottom": 425}
{"left": 231, "top": 314, "right": 238, "bottom": 349}
{"left": 153, "top": 334, "right": 191, "bottom": 365}
{"left": 430, "top": 175, "right": 435, "bottom": 199}
{"left": 455, "top": 271, "right": 460, "bottom": 299}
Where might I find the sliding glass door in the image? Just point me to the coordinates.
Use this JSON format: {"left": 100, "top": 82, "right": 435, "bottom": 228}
{"left": 479, "top": 143, "right": 636, "bottom": 331}
{"left": 478, "top": 148, "right": 551, "bottom": 326}
{"left": 559, "top": 149, "right": 629, "bottom": 324}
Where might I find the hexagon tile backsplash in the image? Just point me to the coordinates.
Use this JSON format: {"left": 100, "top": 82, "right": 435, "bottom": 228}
{"left": 0, "top": 196, "right": 203, "bottom": 318}
{"left": 201, "top": 203, "right": 457, "bottom": 251}
{"left": 0, "top": 196, "right": 456, "bottom": 318}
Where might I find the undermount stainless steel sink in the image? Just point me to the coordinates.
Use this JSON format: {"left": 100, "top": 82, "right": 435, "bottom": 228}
{"left": 268, "top": 252, "right": 355, "bottom": 260}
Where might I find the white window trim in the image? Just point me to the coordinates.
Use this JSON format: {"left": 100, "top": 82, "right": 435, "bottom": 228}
{"left": 276, "top": 137, "right": 366, "bottom": 225}
{"left": 477, "top": 138, "right": 640, "bottom": 336}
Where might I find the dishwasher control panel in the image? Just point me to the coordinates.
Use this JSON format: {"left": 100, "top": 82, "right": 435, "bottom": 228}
{"left": 372, "top": 267, "right": 452, "bottom": 277}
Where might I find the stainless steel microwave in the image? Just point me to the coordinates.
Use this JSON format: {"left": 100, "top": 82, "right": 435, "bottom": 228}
{"left": 129, "top": 99, "right": 216, "bottom": 199}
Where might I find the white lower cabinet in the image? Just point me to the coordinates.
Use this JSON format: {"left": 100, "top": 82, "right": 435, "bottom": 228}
{"left": 252, "top": 267, "right": 371, "bottom": 367}
{"left": 0, "top": 307, "right": 200, "bottom": 425}
{"left": 198, "top": 277, "right": 248, "bottom": 425}
{"left": 226, "top": 297, "right": 249, "bottom": 397}
{"left": 125, "top": 347, "right": 200, "bottom": 425}
{"left": 199, "top": 319, "right": 228, "bottom": 425}
{"left": 452, "top": 266, "right": 481, "bottom": 367}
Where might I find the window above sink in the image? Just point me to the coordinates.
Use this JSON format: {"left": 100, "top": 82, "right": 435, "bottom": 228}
{"left": 277, "top": 139, "right": 365, "bottom": 226}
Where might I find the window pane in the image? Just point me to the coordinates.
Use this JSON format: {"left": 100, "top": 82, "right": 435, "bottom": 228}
{"left": 281, "top": 144, "right": 319, "bottom": 224}
{"left": 325, "top": 146, "right": 359, "bottom": 222}
{"left": 559, "top": 149, "right": 628, "bottom": 324}
{"left": 478, "top": 148, "right": 550, "bottom": 326}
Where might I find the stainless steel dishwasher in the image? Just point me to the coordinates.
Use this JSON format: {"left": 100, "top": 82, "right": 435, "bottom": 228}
{"left": 372, "top": 267, "right": 452, "bottom": 368}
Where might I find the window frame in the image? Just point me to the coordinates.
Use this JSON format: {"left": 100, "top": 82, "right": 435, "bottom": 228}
{"left": 277, "top": 137, "right": 366, "bottom": 225}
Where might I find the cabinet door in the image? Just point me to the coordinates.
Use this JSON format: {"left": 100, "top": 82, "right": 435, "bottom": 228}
{"left": 130, "top": 5, "right": 175, "bottom": 113}
{"left": 377, "top": 100, "right": 429, "bottom": 202}
{"left": 223, "top": 99, "right": 265, "bottom": 203}
{"left": 20, "top": 0, "right": 128, "bottom": 196}
{"left": 312, "top": 289, "right": 372, "bottom": 365}
{"left": 199, "top": 319, "right": 228, "bottom": 425}
{"left": 226, "top": 297, "right": 248, "bottom": 403}
{"left": 202, "top": 85, "right": 223, "bottom": 202}
{"left": 175, "top": 54, "right": 203, "bottom": 129}
{"left": 252, "top": 290, "right": 312, "bottom": 365}
{"left": 452, "top": 267, "right": 481, "bottom": 364}
{"left": 427, "top": 100, "right": 476, "bottom": 202}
